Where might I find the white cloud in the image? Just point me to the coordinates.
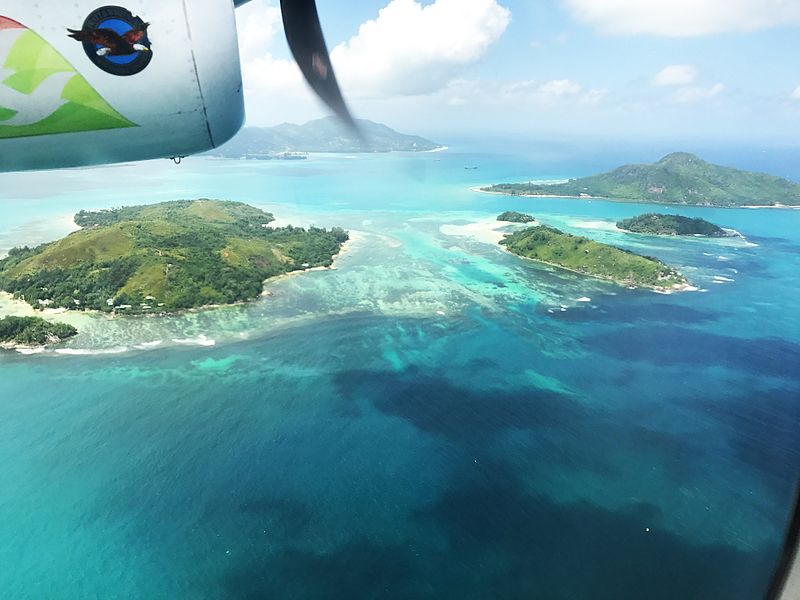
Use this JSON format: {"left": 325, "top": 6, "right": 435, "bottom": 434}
{"left": 236, "top": 0, "right": 302, "bottom": 94}
{"left": 441, "top": 79, "right": 481, "bottom": 106}
{"left": 792, "top": 86, "right": 800, "bottom": 100}
{"left": 537, "top": 79, "right": 583, "bottom": 98}
{"left": 236, "top": 0, "right": 282, "bottom": 60}
{"left": 235, "top": 0, "right": 511, "bottom": 124}
{"left": 331, "top": 0, "right": 511, "bottom": 97}
{"left": 561, "top": 0, "right": 800, "bottom": 36}
{"left": 668, "top": 83, "right": 725, "bottom": 104}
{"left": 653, "top": 65, "right": 698, "bottom": 87}
{"left": 498, "top": 79, "right": 606, "bottom": 107}
{"left": 581, "top": 88, "right": 608, "bottom": 106}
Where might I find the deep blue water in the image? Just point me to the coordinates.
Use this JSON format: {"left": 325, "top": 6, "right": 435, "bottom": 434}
{"left": 0, "top": 145, "right": 799, "bottom": 599}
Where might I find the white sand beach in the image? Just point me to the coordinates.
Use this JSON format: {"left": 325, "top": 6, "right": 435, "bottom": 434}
{"left": 440, "top": 219, "right": 530, "bottom": 245}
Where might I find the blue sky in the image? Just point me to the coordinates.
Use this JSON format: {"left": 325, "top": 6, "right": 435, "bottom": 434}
{"left": 236, "top": 0, "right": 800, "bottom": 143}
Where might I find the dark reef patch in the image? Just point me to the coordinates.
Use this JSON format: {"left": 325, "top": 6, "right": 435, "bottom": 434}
{"left": 681, "top": 386, "right": 800, "bottom": 501}
{"left": 333, "top": 367, "right": 590, "bottom": 443}
{"left": 219, "top": 461, "right": 779, "bottom": 600}
{"left": 410, "top": 465, "right": 778, "bottom": 600}
{"left": 585, "top": 326, "right": 800, "bottom": 381}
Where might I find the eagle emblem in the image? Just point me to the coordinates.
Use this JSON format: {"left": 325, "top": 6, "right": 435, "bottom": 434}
{"left": 68, "top": 22, "right": 150, "bottom": 57}
{"left": 68, "top": 6, "right": 152, "bottom": 76}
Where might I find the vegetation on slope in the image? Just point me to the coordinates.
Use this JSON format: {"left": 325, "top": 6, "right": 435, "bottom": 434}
{"left": 485, "top": 153, "right": 800, "bottom": 207}
{"left": 500, "top": 224, "right": 687, "bottom": 290}
{"left": 0, "top": 316, "right": 77, "bottom": 347}
{"left": 617, "top": 213, "right": 728, "bottom": 236}
{"left": 497, "top": 211, "right": 536, "bottom": 223}
{"left": 212, "top": 117, "right": 441, "bottom": 157}
{"left": 0, "top": 200, "right": 348, "bottom": 313}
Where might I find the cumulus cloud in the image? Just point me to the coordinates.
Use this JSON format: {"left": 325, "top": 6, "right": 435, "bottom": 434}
{"left": 331, "top": 0, "right": 511, "bottom": 97}
{"left": 649, "top": 64, "right": 723, "bottom": 104}
{"left": 653, "top": 65, "right": 698, "bottom": 87}
{"left": 792, "top": 86, "right": 800, "bottom": 100}
{"left": 668, "top": 83, "right": 725, "bottom": 104}
{"left": 561, "top": 0, "right": 800, "bottom": 36}
{"left": 236, "top": 0, "right": 302, "bottom": 94}
{"left": 236, "top": 0, "right": 511, "bottom": 113}
{"left": 236, "top": 0, "right": 282, "bottom": 60}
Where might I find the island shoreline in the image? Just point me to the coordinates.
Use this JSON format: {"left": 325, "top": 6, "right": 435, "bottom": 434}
{"left": 0, "top": 230, "right": 361, "bottom": 324}
{"left": 470, "top": 186, "right": 800, "bottom": 209}
{"left": 500, "top": 246, "right": 694, "bottom": 293}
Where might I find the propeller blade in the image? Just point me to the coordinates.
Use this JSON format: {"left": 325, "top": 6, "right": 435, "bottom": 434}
{"left": 279, "top": 0, "right": 361, "bottom": 137}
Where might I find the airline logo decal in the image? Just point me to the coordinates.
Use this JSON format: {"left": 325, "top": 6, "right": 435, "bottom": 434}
{"left": 0, "top": 15, "right": 135, "bottom": 140}
{"left": 68, "top": 6, "right": 152, "bottom": 77}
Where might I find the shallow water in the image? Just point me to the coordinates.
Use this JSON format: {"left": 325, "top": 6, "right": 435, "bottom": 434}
{"left": 0, "top": 148, "right": 799, "bottom": 598}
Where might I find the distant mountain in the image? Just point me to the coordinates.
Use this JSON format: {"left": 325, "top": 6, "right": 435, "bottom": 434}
{"left": 486, "top": 152, "right": 800, "bottom": 207}
{"left": 211, "top": 117, "right": 442, "bottom": 157}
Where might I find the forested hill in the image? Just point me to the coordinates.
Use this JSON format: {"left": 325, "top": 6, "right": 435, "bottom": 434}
{"left": 0, "top": 200, "right": 348, "bottom": 312}
{"left": 485, "top": 153, "right": 800, "bottom": 207}
{"left": 500, "top": 223, "right": 688, "bottom": 291}
{"left": 617, "top": 213, "right": 729, "bottom": 237}
{"left": 212, "top": 117, "right": 442, "bottom": 157}
{"left": 0, "top": 316, "right": 77, "bottom": 348}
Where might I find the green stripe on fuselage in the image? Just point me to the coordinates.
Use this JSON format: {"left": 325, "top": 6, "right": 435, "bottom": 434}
{"left": 0, "top": 25, "right": 136, "bottom": 139}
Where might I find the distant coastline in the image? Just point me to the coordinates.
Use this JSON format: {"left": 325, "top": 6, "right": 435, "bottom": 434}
{"left": 478, "top": 152, "right": 800, "bottom": 208}
{"left": 210, "top": 117, "right": 442, "bottom": 157}
{"left": 471, "top": 185, "right": 603, "bottom": 200}
{"left": 470, "top": 186, "right": 800, "bottom": 209}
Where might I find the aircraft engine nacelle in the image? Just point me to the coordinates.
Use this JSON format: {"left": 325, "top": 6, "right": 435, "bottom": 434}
{"left": 0, "top": 1, "right": 244, "bottom": 172}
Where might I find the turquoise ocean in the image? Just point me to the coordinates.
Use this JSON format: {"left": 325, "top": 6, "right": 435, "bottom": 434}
{"left": 0, "top": 141, "right": 798, "bottom": 598}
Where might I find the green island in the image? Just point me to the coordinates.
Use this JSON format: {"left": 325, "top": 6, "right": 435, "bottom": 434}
{"left": 484, "top": 152, "right": 800, "bottom": 207}
{"left": 497, "top": 211, "right": 536, "bottom": 223}
{"left": 0, "top": 316, "right": 77, "bottom": 349}
{"left": 0, "top": 199, "right": 349, "bottom": 313}
{"left": 212, "top": 116, "right": 442, "bottom": 157}
{"left": 499, "top": 222, "right": 688, "bottom": 290}
{"left": 617, "top": 213, "right": 730, "bottom": 237}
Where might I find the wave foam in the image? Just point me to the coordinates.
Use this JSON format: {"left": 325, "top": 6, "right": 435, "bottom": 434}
{"left": 134, "top": 341, "right": 163, "bottom": 350}
{"left": 16, "top": 348, "right": 44, "bottom": 355}
{"left": 54, "top": 347, "right": 129, "bottom": 356}
{"left": 171, "top": 335, "right": 216, "bottom": 347}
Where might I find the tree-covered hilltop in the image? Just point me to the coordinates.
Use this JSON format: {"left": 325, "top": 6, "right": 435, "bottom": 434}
{"left": 500, "top": 224, "right": 688, "bottom": 290}
{"left": 617, "top": 213, "right": 729, "bottom": 237}
{"left": 0, "top": 200, "right": 349, "bottom": 313}
{"left": 497, "top": 211, "right": 536, "bottom": 223}
{"left": 485, "top": 153, "right": 800, "bottom": 207}
{"left": 0, "top": 316, "right": 77, "bottom": 347}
